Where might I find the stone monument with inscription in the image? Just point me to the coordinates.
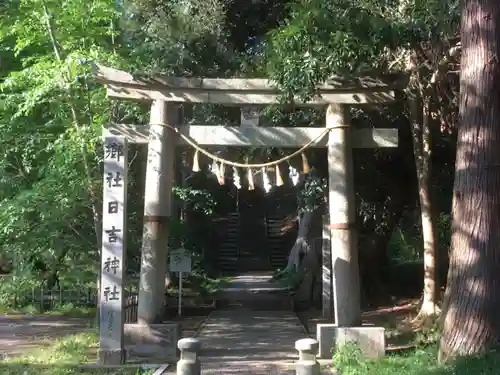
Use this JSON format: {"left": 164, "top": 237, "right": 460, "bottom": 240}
{"left": 99, "top": 135, "right": 128, "bottom": 365}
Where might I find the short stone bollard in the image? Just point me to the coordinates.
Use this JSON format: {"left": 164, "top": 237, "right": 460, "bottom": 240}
{"left": 177, "top": 338, "right": 201, "bottom": 375}
{"left": 295, "top": 338, "right": 320, "bottom": 375}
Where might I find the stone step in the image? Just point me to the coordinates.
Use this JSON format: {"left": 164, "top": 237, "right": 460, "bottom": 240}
{"left": 216, "top": 293, "right": 294, "bottom": 311}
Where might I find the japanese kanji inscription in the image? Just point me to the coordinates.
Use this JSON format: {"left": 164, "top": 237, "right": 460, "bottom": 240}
{"left": 99, "top": 135, "right": 128, "bottom": 364}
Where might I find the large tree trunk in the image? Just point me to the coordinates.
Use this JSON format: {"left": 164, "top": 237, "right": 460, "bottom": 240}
{"left": 274, "top": 205, "right": 323, "bottom": 304}
{"left": 284, "top": 210, "right": 315, "bottom": 272}
{"left": 294, "top": 210, "right": 323, "bottom": 303}
{"left": 439, "top": 0, "right": 500, "bottom": 362}
{"left": 410, "top": 96, "right": 439, "bottom": 318}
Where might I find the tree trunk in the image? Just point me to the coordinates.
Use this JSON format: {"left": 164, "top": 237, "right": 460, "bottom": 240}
{"left": 410, "top": 95, "right": 439, "bottom": 318}
{"left": 284, "top": 210, "right": 315, "bottom": 272}
{"left": 294, "top": 211, "right": 323, "bottom": 303}
{"left": 439, "top": 0, "right": 500, "bottom": 362}
{"left": 274, "top": 205, "right": 323, "bottom": 304}
{"left": 46, "top": 247, "right": 69, "bottom": 290}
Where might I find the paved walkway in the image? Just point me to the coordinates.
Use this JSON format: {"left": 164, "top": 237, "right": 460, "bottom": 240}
{"left": 184, "top": 272, "right": 305, "bottom": 374}
{"left": 195, "top": 308, "right": 306, "bottom": 374}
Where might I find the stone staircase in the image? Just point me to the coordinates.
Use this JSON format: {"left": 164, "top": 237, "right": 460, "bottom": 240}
{"left": 213, "top": 212, "right": 296, "bottom": 310}
{"left": 215, "top": 273, "right": 295, "bottom": 311}
{"left": 216, "top": 213, "right": 240, "bottom": 273}
{"left": 215, "top": 213, "right": 295, "bottom": 274}
{"left": 267, "top": 215, "right": 297, "bottom": 269}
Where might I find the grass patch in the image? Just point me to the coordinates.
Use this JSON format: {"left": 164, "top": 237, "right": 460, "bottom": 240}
{"left": 0, "top": 303, "right": 96, "bottom": 318}
{"left": 271, "top": 268, "right": 301, "bottom": 289}
{"left": 42, "top": 304, "right": 96, "bottom": 318}
{"left": 5, "top": 332, "right": 99, "bottom": 365}
{"left": 1, "top": 332, "right": 154, "bottom": 375}
{"left": 332, "top": 343, "right": 500, "bottom": 375}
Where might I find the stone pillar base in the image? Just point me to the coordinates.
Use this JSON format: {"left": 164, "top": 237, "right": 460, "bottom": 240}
{"left": 98, "top": 348, "right": 127, "bottom": 365}
{"left": 317, "top": 324, "right": 385, "bottom": 359}
{"left": 124, "top": 323, "right": 181, "bottom": 361}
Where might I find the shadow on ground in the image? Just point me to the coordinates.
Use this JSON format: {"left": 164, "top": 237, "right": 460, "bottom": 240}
{"left": 0, "top": 315, "right": 93, "bottom": 359}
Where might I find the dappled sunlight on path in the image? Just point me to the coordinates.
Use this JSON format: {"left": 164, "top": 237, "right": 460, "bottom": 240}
{"left": 196, "top": 308, "right": 306, "bottom": 374}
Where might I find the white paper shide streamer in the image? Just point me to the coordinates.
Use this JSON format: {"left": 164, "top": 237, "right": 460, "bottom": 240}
{"left": 210, "top": 159, "right": 219, "bottom": 180}
{"left": 233, "top": 167, "right": 241, "bottom": 189}
{"left": 262, "top": 167, "right": 272, "bottom": 193}
{"left": 247, "top": 168, "right": 255, "bottom": 190}
{"left": 289, "top": 165, "right": 300, "bottom": 186}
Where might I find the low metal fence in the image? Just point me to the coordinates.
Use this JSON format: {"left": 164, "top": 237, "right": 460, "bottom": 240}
{"left": 10, "top": 286, "right": 139, "bottom": 323}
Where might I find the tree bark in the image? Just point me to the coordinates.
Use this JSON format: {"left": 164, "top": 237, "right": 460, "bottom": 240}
{"left": 410, "top": 95, "right": 439, "bottom": 318}
{"left": 273, "top": 202, "right": 323, "bottom": 305}
{"left": 419, "top": 98, "right": 439, "bottom": 316}
{"left": 439, "top": 0, "right": 500, "bottom": 362}
{"left": 294, "top": 210, "right": 323, "bottom": 303}
{"left": 284, "top": 210, "right": 315, "bottom": 272}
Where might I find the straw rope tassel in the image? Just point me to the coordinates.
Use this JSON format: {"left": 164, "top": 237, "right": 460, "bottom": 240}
{"left": 301, "top": 152, "right": 310, "bottom": 174}
{"left": 275, "top": 165, "right": 283, "bottom": 186}
{"left": 192, "top": 149, "right": 200, "bottom": 172}
{"left": 247, "top": 168, "right": 255, "bottom": 190}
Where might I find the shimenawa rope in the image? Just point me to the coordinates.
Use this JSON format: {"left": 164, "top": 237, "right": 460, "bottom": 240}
{"left": 149, "top": 123, "right": 348, "bottom": 169}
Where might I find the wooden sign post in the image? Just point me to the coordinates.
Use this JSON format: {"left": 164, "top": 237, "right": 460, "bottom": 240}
{"left": 99, "top": 135, "right": 128, "bottom": 365}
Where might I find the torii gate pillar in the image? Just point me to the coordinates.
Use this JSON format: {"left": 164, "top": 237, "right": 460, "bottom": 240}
{"left": 137, "top": 100, "right": 177, "bottom": 324}
{"left": 317, "top": 104, "right": 386, "bottom": 360}
{"left": 326, "top": 104, "right": 361, "bottom": 327}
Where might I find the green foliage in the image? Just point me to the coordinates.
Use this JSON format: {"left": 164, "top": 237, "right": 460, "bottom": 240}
{"left": 1, "top": 331, "right": 149, "bottom": 374}
{"left": 0, "top": 0, "right": 237, "bottom": 299}
{"left": 265, "top": 0, "right": 398, "bottom": 99}
{"left": 6, "top": 331, "right": 99, "bottom": 364}
{"left": 332, "top": 343, "right": 500, "bottom": 375}
{"left": 388, "top": 218, "right": 422, "bottom": 262}
{"left": 414, "top": 317, "right": 442, "bottom": 347}
{"left": 264, "top": 0, "right": 460, "bottom": 100}
{"left": 173, "top": 186, "right": 217, "bottom": 216}
{"left": 0, "top": 0, "right": 127, "bottom": 295}
{"left": 122, "top": 0, "right": 244, "bottom": 77}
{"left": 272, "top": 268, "right": 302, "bottom": 289}
{"left": 436, "top": 213, "right": 451, "bottom": 254}
{"left": 297, "top": 174, "right": 327, "bottom": 213}
{"left": 387, "top": 211, "right": 451, "bottom": 263}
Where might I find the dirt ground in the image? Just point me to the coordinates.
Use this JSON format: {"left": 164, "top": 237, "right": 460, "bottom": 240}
{"left": 0, "top": 314, "right": 93, "bottom": 359}
{"left": 1, "top": 300, "right": 423, "bottom": 360}
{"left": 0, "top": 313, "right": 208, "bottom": 360}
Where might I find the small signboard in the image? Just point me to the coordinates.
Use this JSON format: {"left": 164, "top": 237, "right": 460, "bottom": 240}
{"left": 169, "top": 248, "right": 192, "bottom": 273}
{"left": 169, "top": 248, "right": 192, "bottom": 317}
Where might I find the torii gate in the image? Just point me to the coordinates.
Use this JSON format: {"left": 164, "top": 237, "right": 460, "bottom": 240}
{"left": 94, "top": 64, "right": 404, "bottom": 363}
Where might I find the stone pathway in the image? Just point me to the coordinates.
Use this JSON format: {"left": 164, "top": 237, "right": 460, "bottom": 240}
{"left": 194, "top": 308, "right": 307, "bottom": 374}
{"left": 174, "top": 272, "right": 307, "bottom": 374}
